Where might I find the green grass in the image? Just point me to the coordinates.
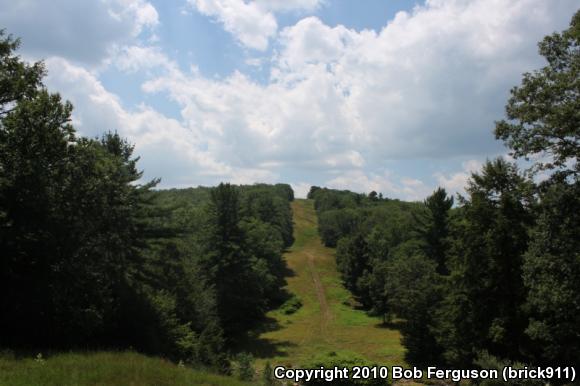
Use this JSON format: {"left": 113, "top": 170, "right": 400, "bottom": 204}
{"left": 0, "top": 352, "right": 253, "bottom": 386}
{"left": 241, "top": 199, "right": 406, "bottom": 368}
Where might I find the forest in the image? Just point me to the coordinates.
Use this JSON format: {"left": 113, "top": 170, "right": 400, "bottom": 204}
{"left": 0, "top": 7, "right": 579, "bottom": 386}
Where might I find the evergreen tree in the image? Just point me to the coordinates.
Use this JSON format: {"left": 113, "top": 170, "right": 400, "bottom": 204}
{"left": 415, "top": 187, "right": 453, "bottom": 275}
{"left": 385, "top": 253, "right": 443, "bottom": 367}
{"left": 522, "top": 181, "right": 580, "bottom": 368}
{"left": 437, "top": 159, "right": 534, "bottom": 366}
{"left": 203, "top": 183, "right": 263, "bottom": 336}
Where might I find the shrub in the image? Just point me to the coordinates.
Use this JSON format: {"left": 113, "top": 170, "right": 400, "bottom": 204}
{"left": 280, "top": 295, "right": 303, "bottom": 315}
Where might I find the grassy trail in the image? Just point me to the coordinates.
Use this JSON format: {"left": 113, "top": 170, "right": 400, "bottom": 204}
{"left": 244, "top": 199, "right": 405, "bottom": 368}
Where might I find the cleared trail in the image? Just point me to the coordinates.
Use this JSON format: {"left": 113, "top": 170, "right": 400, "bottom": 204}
{"left": 305, "top": 251, "right": 332, "bottom": 326}
{"left": 241, "top": 199, "right": 405, "bottom": 368}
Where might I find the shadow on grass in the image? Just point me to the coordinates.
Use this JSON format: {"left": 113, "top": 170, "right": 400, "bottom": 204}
{"left": 374, "top": 319, "right": 405, "bottom": 330}
{"left": 243, "top": 337, "right": 296, "bottom": 359}
{"left": 232, "top": 316, "right": 297, "bottom": 359}
{"left": 280, "top": 264, "right": 296, "bottom": 278}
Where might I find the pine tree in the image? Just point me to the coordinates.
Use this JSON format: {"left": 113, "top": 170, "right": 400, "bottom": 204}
{"left": 437, "top": 159, "right": 534, "bottom": 366}
{"left": 415, "top": 187, "right": 453, "bottom": 275}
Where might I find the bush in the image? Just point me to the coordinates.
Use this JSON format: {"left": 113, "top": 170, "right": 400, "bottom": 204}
{"left": 235, "top": 352, "right": 255, "bottom": 381}
{"left": 262, "top": 361, "right": 275, "bottom": 386}
{"left": 280, "top": 295, "right": 303, "bottom": 315}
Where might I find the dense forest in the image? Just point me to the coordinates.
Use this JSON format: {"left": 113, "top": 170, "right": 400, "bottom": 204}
{"left": 310, "top": 9, "right": 580, "bottom": 375}
{"left": 0, "top": 28, "right": 295, "bottom": 373}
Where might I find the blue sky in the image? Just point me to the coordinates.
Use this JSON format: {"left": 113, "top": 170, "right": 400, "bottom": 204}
{"left": 1, "top": 0, "right": 577, "bottom": 199}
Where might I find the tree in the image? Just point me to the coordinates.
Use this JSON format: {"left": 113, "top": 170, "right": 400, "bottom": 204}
{"left": 0, "top": 93, "right": 161, "bottom": 348}
{"left": 493, "top": 10, "right": 580, "bottom": 369}
{"left": 522, "top": 181, "right": 580, "bottom": 368}
{"left": 0, "top": 30, "right": 44, "bottom": 116}
{"left": 318, "top": 208, "right": 360, "bottom": 247}
{"left": 495, "top": 10, "right": 580, "bottom": 177}
{"left": 437, "top": 159, "right": 534, "bottom": 366}
{"left": 0, "top": 90, "right": 77, "bottom": 346}
{"left": 336, "top": 233, "right": 371, "bottom": 296}
{"left": 384, "top": 253, "right": 443, "bottom": 367}
{"left": 415, "top": 188, "right": 454, "bottom": 275}
{"left": 202, "top": 183, "right": 264, "bottom": 336}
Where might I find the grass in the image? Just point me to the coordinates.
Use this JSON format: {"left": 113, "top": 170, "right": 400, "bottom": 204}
{"left": 0, "top": 351, "right": 253, "bottom": 386}
{"left": 241, "top": 199, "right": 406, "bottom": 369}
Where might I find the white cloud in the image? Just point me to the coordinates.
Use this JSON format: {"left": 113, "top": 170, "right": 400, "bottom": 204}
{"left": 0, "top": 0, "right": 158, "bottom": 65}
{"left": 187, "top": 0, "right": 277, "bottom": 50}
{"left": 114, "top": 45, "right": 177, "bottom": 73}
{"left": 435, "top": 159, "right": 483, "bottom": 196}
{"left": 254, "top": 0, "right": 324, "bottom": 13}
{"left": 142, "top": 0, "right": 576, "bottom": 184}
{"left": 12, "top": 0, "right": 578, "bottom": 201}
{"left": 186, "top": 0, "right": 325, "bottom": 50}
{"left": 326, "top": 170, "right": 433, "bottom": 201}
{"left": 43, "top": 57, "right": 231, "bottom": 186}
{"left": 291, "top": 182, "right": 312, "bottom": 199}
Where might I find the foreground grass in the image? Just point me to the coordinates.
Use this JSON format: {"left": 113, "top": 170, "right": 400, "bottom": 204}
{"left": 241, "top": 199, "right": 406, "bottom": 368}
{"left": 0, "top": 351, "right": 252, "bottom": 386}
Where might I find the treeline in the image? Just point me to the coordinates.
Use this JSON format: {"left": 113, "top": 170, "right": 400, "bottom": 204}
{"left": 311, "top": 11, "right": 580, "bottom": 374}
{"left": 0, "top": 30, "right": 293, "bottom": 371}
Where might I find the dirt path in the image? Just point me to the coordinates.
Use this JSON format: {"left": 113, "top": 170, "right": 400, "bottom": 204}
{"left": 305, "top": 251, "right": 332, "bottom": 326}
{"left": 241, "top": 199, "right": 405, "bottom": 368}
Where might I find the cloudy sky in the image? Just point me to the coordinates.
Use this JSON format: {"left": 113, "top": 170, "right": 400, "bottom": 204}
{"left": 1, "top": 0, "right": 577, "bottom": 199}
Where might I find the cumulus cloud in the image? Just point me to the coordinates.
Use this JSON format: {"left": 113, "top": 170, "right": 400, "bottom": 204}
{"left": 435, "top": 159, "right": 483, "bottom": 197}
{"left": 114, "top": 45, "right": 178, "bottom": 73}
{"left": 272, "top": 0, "right": 576, "bottom": 160}
{"left": 188, "top": 0, "right": 277, "bottom": 50}
{"left": 291, "top": 182, "right": 312, "bottom": 199}
{"left": 13, "top": 0, "right": 578, "bottom": 200}
{"left": 43, "top": 57, "right": 232, "bottom": 186}
{"left": 326, "top": 169, "right": 433, "bottom": 201}
{"left": 186, "top": 0, "right": 325, "bottom": 50}
{"left": 0, "top": 0, "right": 158, "bottom": 65}
{"left": 254, "top": 0, "right": 324, "bottom": 13}
{"left": 138, "top": 0, "right": 576, "bottom": 198}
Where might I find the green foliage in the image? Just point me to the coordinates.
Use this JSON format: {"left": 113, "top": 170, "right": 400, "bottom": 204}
{"left": 241, "top": 184, "right": 294, "bottom": 247}
{"left": 336, "top": 233, "right": 371, "bottom": 297}
{"left": 495, "top": 10, "right": 580, "bottom": 176}
{"left": 309, "top": 187, "right": 366, "bottom": 213}
{"left": 0, "top": 30, "right": 45, "bottom": 115}
{"left": 522, "top": 181, "right": 580, "bottom": 368}
{"left": 383, "top": 253, "right": 442, "bottom": 367}
{"left": 437, "top": 159, "right": 534, "bottom": 366}
{"left": 235, "top": 352, "right": 255, "bottom": 381}
{"left": 279, "top": 295, "right": 303, "bottom": 315}
{"left": 318, "top": 208, "right": 361, "bottom": 247}
{"left": 474, "top": 351, "right": 544, "bottom": 386}
{"left": 414, "top": 187, "right": 454, "bottom": 275}
{"left": 262, "top": 361, "right": 275, "bottom": 386}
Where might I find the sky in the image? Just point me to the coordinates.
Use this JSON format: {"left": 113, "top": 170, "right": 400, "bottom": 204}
{"left": 1, "top": 0, "right": 578, "bottom": 199}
